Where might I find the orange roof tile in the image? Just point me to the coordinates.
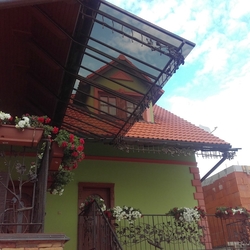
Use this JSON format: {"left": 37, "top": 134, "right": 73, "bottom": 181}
{"left": 65, "top": 102, "right": 230, "bottom": 149}
{"left": 125, "top": 105, "right": 230, "bottom": 147}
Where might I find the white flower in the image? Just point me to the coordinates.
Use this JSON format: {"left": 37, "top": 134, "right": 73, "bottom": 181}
{"left": 111, "top": 206, "right": 142, "bottom": 223}
{"left": 101, "top": 204, "right": 106, "bottom": 211}
{"left": 0, "top": 111, "right": 11, "bottom": 121}
{"left": 59, "top": 189, "right": 64, "bottom": 196}
{"left": 22, "top": 116, "right": 30, "bottom": 123}
{"left": 175, "top": 207, "right": 201, "bottom": 223}
{"left": 52, "top": 189, "right": 58, "bottom": 195}
{"left": 16, "top": 117, "right": 30, "bottom": 128}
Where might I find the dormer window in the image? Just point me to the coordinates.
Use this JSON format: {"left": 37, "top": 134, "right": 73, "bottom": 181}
{"left": 100, "top": 96, "right": 117, "bottom": 116}
{"left": 99, "top": 92, "right": 139, "bottom": 119}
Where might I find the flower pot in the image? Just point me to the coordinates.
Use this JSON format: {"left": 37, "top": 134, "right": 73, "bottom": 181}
{"left": 219, "top": 214, "right": 247, "bottom": 220}
{"left": 234, "top": 214, "right": 248, "bottom": 220}
{"left": 221, "top": 214, "right": 230, "bottom": 220}
{"left": 49, "top": 142, "right": 64, "bottom": 171}
{"left": 0, "top": 125, "right": 44, "bottom": 147}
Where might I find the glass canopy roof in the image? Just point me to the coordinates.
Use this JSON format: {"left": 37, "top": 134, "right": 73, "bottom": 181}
{"left": 60, "top": 0, "right": 195, "bottom": 143}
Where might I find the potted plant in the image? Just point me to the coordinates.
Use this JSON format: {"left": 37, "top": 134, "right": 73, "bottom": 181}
{"left": 106, "top": 205, "right": 142, "bottom": 224}
{"left": 48, "top": 167, "right": 74, "bottom": 195}
{"left": 0, "top": 110, "right": 86, "bottom": 195}
{"left": 215, "top": 206, "right": 250, "bottom": 220}
{"left": 80, "top": 195, "right": 106, "bottom": 212}
{"left": 0, "top": 112, "right": 44, "bottom": 147}
{"left": 52, "top": 129, "right": 85, "bottom": 171}
{"left": 167, "top": 206, "right": 206, "bottom": 222}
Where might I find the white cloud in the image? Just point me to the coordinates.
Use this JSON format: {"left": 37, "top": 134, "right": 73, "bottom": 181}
{"left": 166, "top": 72, "right": 250, "bottom": 177}
{"left": 108, "top": 0, "right": 250, "bottom": 178}
{"left": 229, "top": 0, "right": 250, "bottom": 19}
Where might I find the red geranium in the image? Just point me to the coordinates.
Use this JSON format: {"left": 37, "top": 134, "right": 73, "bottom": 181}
{"left": 37, "top": 117, "right": 45, "bottom": 123}
{"left": 77, "top": 145, "right": 84, "bottom": 152}
{"left": 61, "top": 141, "right": 68, "bottom": 147}
{"left": 69, "top": 134, "right": 74, "bottom": 143}
{"left": 52, "top": 126, "right": 59, "bottom": 134}
{"left": 72, "top": 151, "right": 78, "bottom": 157}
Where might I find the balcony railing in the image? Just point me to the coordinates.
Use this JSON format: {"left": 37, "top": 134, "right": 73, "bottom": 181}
{"left": 114, "top": 214, "right": 209, "bottom": 250}
{"left": 0, "top": 141, "right": 50, "bottom": 233}
{"left": 114, "top": 214, "right": 250, "bottom": 250}
{"left": 78, "top": 200, "right": 250, "bottom": 250}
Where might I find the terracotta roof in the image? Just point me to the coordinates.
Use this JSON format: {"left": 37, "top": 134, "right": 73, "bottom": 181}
{"left": 125, "top": 105, "right": 230, "bottom": 147}
{"left": 86, "top": 54, "right": 152, "bottom": 82}
{"left": 64, "top": 103, "right": 230, "bottom": 149}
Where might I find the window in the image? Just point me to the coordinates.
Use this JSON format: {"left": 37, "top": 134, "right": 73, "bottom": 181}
{"left": 100, "top": 96, "right": 117, "bottom": 116}
{"left": 99, "top": 93, "right": 139, "bottom": 119}
{"left": 126, "top": 101, "right": 137, "bottom": 118}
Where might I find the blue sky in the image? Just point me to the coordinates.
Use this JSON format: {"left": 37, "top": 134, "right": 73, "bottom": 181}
{"left": 107, "top": 0, "right": 250, "bottom": 177}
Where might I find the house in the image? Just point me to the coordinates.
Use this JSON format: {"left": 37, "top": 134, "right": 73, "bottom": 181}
{"left": 202, "top": 165, "right": 250, "bottom": 248}
{"left": 0, "top": 0, "right": 238, "bottom": 250}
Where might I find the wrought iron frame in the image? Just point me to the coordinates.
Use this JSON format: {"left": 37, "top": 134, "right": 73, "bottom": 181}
{"left": 0, "top": 141, "right": 50, "bottom": 233}
{"left": 30, "top": 0, "right": 195, "bottom": 144}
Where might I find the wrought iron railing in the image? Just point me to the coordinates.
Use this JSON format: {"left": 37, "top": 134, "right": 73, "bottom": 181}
{"left": 78, "top": 202, "right": 250, "bottom": 250}
{"left": 114, "top": 214, "right": 209, "bottom": 250}
{"left": 78, "top": 200, "right": 123, "bottom": 250}
{"left": 113, "top": 214, "right": 250, "bottom": 250}
{"left": 0, "top": 141, "right": 50, "bottom": 233}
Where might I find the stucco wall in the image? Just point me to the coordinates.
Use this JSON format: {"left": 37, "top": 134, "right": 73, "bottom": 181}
{"left": 44, "top": 145, "right": 199, "bottom": 250}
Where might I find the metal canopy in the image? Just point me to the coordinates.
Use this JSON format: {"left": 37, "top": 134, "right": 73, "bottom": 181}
{"left": 57, "top": 0, "right": 195, "bottom": 143}
{"left": 0, "top": 0, "right": 195, "bottom": 144}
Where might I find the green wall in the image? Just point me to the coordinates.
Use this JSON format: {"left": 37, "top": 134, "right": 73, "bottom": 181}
{"left": 44, "top": 144, "right": 198, "bottom": 250}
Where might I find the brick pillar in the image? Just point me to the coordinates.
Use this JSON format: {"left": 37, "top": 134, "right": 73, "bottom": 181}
{"left": 190, "top": 167, "right": 212, "bottom": 250}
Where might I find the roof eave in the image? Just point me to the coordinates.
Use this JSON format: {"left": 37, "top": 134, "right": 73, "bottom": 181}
{"left": 122, "top": 137, "right": 232, "bottom": 152}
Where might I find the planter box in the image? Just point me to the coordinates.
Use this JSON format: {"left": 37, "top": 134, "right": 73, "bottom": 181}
{"left": 0, "top": 125, "right": 44, "bottom": 147}
{"left": 49, "top": 142, "right": 64, "bottom": 171}
{"left": 219, "top": 213, "right": 248, "bottom": 220}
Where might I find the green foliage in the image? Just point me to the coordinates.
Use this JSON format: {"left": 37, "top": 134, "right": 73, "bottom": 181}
{"left": 48, "top": 167, "right": 74, "bottom": 196}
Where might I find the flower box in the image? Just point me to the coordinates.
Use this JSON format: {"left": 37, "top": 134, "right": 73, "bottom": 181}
{"left": 215, "top": 206, "right": 250, "bottom": 220}
{"left": 220, "top": 213, "right": 248, "bottom": 220}
{"left": 0, "top": 125, "right": 44, "bottom": 147}
{"left": 49, "top": 142, "right": 64, "bottom": 171}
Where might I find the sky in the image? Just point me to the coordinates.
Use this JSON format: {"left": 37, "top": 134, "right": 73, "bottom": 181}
{"left": 107, "top": 0, "right": 250, "bottom": 178}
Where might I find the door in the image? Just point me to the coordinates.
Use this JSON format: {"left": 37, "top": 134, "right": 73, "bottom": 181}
{"left": 78, "top": 182, "right": 114, "bottom": 250}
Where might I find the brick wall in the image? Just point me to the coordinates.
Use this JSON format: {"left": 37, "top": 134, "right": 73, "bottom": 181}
{"left": 202, "top": 166, "right": 250, "bottom": 214}
{"left": 202, "top": 165, "right": 250, "bottom": 248}
{"left": 203, "top": 172, "right": 241, "bottom": 214}
{"left": 0, "top": 234, "right": 69, "bottom": 250}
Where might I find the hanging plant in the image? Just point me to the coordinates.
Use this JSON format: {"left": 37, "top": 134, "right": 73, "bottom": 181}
{"left": 80, "top": 195, "right": 106, "bottom": 212}
{"left": 215, "top": 206, "right": 250, "bottom": 219}
{"left": 0, "top": 110, "right": 86, "bottom": 195}
{"left": 167, "top": 206, "right": 206, "bottom": 223}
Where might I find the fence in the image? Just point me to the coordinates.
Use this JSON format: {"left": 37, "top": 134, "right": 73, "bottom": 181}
{"left": 114, "top": 214, "right": 250, "bottom": 250}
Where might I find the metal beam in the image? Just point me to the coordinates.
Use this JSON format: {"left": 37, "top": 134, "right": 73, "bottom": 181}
{"left": 200, "top": 154, "right": 228, "bottom": 182}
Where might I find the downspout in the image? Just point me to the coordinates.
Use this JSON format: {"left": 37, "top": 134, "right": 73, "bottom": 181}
{"left": 200, "top": 153, "right": 228, "bottom": 182}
